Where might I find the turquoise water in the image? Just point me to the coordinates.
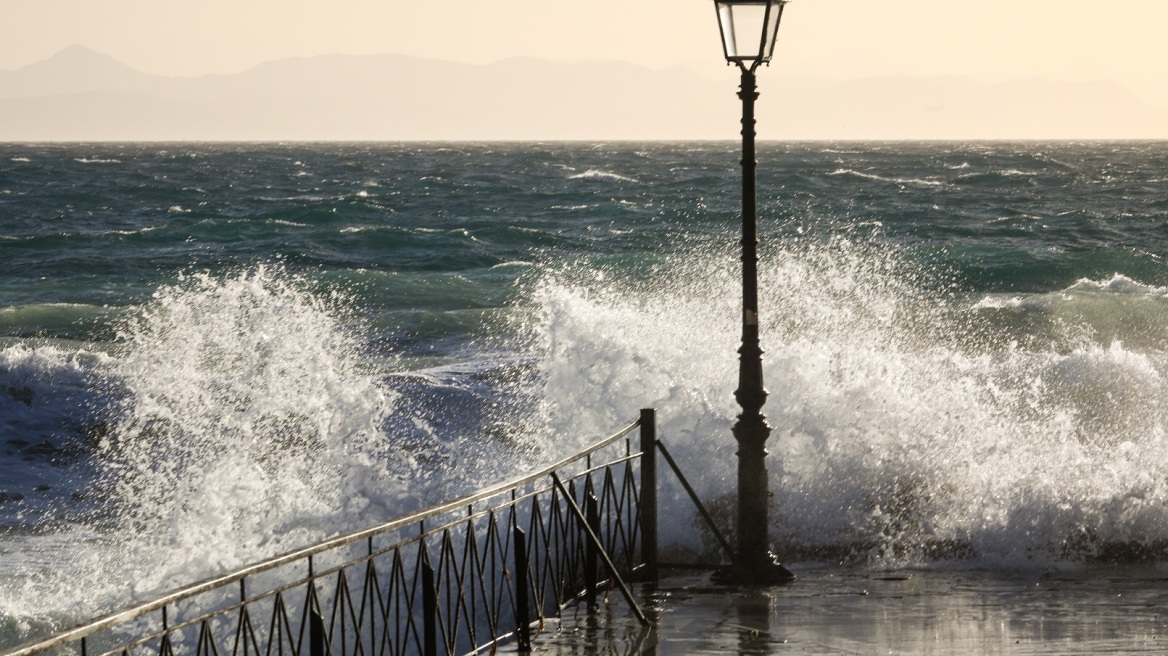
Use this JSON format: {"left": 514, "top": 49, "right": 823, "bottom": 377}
{"left": 2, "top": 141, "right": 1168, "bottom": 646}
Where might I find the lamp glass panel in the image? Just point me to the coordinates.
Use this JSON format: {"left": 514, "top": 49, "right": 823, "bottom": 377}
{"left": 717, "top": 3, "right": 738, "bottom": 58}
{"left": 721, "top": 3, "right": 767, "bottom": 60}
{"left": 761, "top": 3, "right": 782, "bottom": 60}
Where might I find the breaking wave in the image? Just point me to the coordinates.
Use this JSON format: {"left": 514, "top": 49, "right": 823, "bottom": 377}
{"left": 516, "top": 237, "right": 1168, "bottom": 567}
{"left": 0, "top": 266, "right": 408, "bottom": 636}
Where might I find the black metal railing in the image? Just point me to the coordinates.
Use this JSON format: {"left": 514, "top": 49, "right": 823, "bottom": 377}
{"left": 5, "top": 410, "right": 662, "bottom": 656}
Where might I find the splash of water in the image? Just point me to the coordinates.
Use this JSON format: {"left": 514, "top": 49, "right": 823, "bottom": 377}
{"left": 520, "top": 237, "right": 1168, "bottom": 567}
{"left": 99, "top": 266, "right": 404, "bottom": 587}
{"left": 2, "top": 266, "right": 404, "bottom": 632}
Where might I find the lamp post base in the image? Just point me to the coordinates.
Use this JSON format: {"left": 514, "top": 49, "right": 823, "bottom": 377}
{"left": 714, "top": 552, "right": 797, "bottom": 586}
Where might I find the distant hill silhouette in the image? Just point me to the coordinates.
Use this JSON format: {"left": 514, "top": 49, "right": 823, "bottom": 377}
{"left": 1, "top": 46, "right": 1165, "bottom": 140}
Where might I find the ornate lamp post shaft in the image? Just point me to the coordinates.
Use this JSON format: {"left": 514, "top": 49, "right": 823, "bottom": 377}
{"left": 712, "top": 0, "right": 795, "bottom": 584}
{"left": 732, "top": 66, "right": 774, "bottom": 574}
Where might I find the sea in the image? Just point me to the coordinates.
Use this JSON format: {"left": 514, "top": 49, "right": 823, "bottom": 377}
{"left": 1, "top": 141, "right": 1167, "bottom": 649}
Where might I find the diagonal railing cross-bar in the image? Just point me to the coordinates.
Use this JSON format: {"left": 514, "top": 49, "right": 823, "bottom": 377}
{"left": 550, "top": 474, "right": 648, "bottom": 626}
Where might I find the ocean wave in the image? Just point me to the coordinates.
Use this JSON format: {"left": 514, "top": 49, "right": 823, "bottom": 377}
{"left": 1064, "top": 274, "right": 1168, "bottom": 296}
{"left": 106, "top": 225, "right": 164, "bottom": 236}
{"left": 520, "top": 239, "right": 1168, "bottom": 568}
{"left": 0, "top": 303, "right": 117, "bottom": 339}
{"left": 970, "top": 295, "right": 1028, "bottom": 311}
{"left": 9, "top": 157, "right": 30, "bottom": 163}
{"left": 0, "top": 341, "right": 108, "bottom": 391}
{"left": 0, "top": 343, "right": 113, "bottom": 502}
{"left": 0, "top": 266, "right": 415, "bottom": 631}
{"left": 72, "top": 158, "right": 120, "bottom": 164}
{"left": 0, "top": 302, "right": 107, "bottom": 316}
{"left": 568, "top": 170, "right": 640, "bottom": 183}
{"left": 828, "top": 168, "right": 945, "bottom": 187}
{"left": 987, "top": 215, "right": 1042, "bottom": 224}
{"left": 956, "top": 169, "right": 1042, "bottom": 182}
{"left": 968, "top": 276, "right": 1168, "bottom": 355}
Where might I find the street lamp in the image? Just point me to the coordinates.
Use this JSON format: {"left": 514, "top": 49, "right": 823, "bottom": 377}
{"left": 713, "top": 0, "right": 796, "bottom": 585}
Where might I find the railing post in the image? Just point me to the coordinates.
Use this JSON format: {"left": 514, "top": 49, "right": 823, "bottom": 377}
{"left": 309, "top": 608, "right": 326, "bottom": 656}
{"left": 422, "top": 560, "right": 437, "bottom": 656}
{"left": 585, "top": 492, "right": 600, "bottom": 607}
{"left": 513, "top": 526, "right": 532, "bottom": 652}
{"left": 640, "top": 408, "right": 659, "bottom": 583}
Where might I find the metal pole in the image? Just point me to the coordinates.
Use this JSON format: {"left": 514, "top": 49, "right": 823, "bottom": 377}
{"left": 725, "top": 64, "right": 794, "bottom": 585}
{"left": 513, "top": 527, "right": 532, "bottom": 652}
{"left": 422, "top": 561, "right": 438, "bottom": 656}
{"left": 309, "top": 609, "right": 327, "bottom": 656}
{"left": 584, "top": 493, "right": 600, "bottom": 608}
{"left": 639, "top": 408, "right": 658, "bottom": 583}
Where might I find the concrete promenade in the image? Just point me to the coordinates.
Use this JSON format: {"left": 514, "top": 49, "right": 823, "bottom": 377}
{"left": 534, "top": 567, "right": 1168, "bottom": 654}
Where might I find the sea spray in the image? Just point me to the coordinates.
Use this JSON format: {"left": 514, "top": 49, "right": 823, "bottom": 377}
{"left": 518, "top": 236, "right": 1168, "bottom": 566}
{"left": 98, "top": 266, "right": 403, "bottom": 590}
{"left": 1, "top": 266, "right": 408, "bottom": 635}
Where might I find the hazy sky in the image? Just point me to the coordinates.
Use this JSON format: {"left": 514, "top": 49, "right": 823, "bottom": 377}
{"left": 3, "top": 0, "right": 1167, "bottom": 106}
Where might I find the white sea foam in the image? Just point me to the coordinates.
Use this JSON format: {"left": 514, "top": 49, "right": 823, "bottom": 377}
{"left": 516, "top": 238, "right": 1168, "bottom": 567}
{"left": 72, "top": 158, "right": 121, "bottom": 165}
{"left": 106, "top": 226, "right": 162, "bottom": 236}
{"left": 568, "top": 170, "right": 640, "bottom": 183}
{"left": 970, "top": 294, "right": 1028, "bottom": 310}
{"left": 829, "top": 168, "right": 945, "bottom": 188}
{"left": 1065, "top": 274, "right": 1168, "bottom": 297}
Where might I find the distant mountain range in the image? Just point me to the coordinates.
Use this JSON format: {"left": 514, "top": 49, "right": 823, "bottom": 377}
{"left": 2, "top": 45, "right": 1166, "bottom": 141}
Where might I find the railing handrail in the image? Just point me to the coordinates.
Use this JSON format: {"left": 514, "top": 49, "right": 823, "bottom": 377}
{"left": 3, "top": 419, "right": 642, "bottom": 656}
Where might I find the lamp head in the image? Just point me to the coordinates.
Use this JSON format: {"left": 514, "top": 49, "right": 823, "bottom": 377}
{"left": 714, "top": 0, "right": 788, "bottom": 70}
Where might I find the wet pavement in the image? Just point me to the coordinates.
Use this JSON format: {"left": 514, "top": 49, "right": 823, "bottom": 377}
{"left": 533, "top": 567, "right": 1168, "bottom": 654}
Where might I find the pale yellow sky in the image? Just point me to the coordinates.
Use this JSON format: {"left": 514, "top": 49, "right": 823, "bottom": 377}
{"left": 2, "top": 0, "right": 1167, "bottom": 106}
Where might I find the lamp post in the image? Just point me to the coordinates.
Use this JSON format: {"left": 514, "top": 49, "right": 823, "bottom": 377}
{"left": 713, "top": 0, "right": 795, "bottom": 585}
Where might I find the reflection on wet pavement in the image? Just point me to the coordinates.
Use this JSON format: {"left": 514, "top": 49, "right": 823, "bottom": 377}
{"left": 535, "top": 567, "right": 1168, "bottom": 654}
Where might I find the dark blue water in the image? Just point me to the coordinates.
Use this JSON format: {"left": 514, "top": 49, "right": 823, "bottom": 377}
{"left": 2, "top": 141, "right": 1167, "bottom": 646}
